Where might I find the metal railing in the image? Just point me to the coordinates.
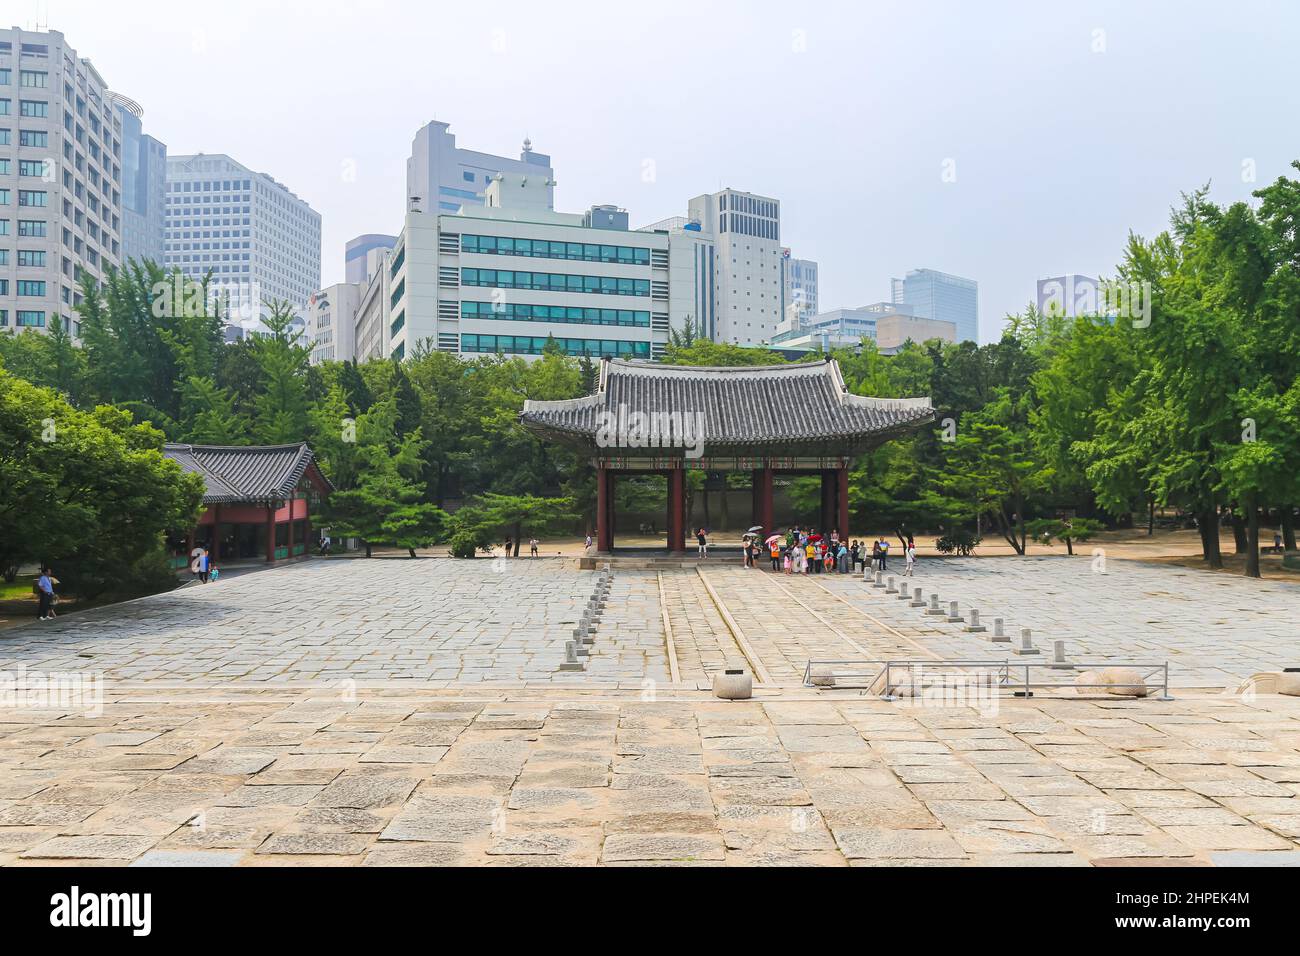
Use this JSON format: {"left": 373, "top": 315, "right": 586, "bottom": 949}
{"left": 802, "top": 658, "right": 1173, "bottom": 701}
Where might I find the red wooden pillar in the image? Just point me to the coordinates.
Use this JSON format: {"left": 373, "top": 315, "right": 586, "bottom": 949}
{"left": 667, "top": 468, "right": 686, "bottom": 553}
{"left": 211, "top": 505, "right": 222, "bottom": 562}
{"left": 753, "top": 467, "right": 774, "bottom": 536}
{"left": 303, "top": 496, "right": 312, "bottom": 556}
{"left": 266, "top": 503, "right": 276, "bottom": 563}
{"left": 819, "top": 470, "right": 834, "bottom": 533}
{"left": 836, "top": 465, "right": 850, "bottom": 539}
{"left": 596, "top": 466, "right": 613, "bottom": 553}
{"left": 287, "top": 499, "right": 296, "bottom": 558}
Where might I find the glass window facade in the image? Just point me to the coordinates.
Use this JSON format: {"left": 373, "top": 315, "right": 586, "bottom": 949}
{"left": 461, "top": 268, "right": 649, "bottom": 297}
{"left": 460, "top": 334, "right": 651, "bottom": 358}
{"left": 460, "top": 234, "right": 651, "bottom": 265}
{"left": 460, "top": 300, "right": 650, "bottom": 327}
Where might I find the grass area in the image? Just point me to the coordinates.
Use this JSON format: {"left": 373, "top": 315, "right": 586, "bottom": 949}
{"left": 0, "top": 574, "right": 37, "bottom": 602}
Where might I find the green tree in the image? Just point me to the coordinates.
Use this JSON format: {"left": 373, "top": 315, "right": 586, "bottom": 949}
{"left": 180, "top": 376, "right": 250, "bottom": 444}
{"left": 250, "top": 300, "right": 310, "bottom": 443}
{"left": 445, "top": 493, "right": 576, "bottom": 558}
{"left": 0, "top": 367, "right": 205, "bottom": 598}
{"left": 321, "top": 397, "right": 445, "bottom": 557}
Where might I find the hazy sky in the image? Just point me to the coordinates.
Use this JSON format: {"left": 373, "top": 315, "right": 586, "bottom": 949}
{"left": 21, "top": 0, "right": 1300, "bottom": 340}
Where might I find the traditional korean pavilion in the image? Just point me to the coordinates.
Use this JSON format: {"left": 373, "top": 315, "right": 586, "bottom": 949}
{"left": 164, "top": 442, "right": 333, "bottom": 564}
{"left": 520, "top": 359, "right": 935, "bottom": 552}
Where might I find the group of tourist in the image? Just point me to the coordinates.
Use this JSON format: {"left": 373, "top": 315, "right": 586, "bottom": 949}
{"left": 733, "top": 529, "right": 919, "bottom": 577}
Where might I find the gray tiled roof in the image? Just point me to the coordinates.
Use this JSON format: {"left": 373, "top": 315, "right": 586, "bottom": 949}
{"left": 163, "top": 442, "right": 331, "bottom": 505}
{"left": 520, "top": 359, "right": 934, "bottom": 454}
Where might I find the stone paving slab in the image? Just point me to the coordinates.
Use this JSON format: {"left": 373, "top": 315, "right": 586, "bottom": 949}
{"left": 0, "top": 686, "right": 1297, "bottom": 866}
{"left": 817, "top": 556, "right": 1300, "bottom": 688}
{"left": 2, "top": 554, "right": 1299, "bottom": 865}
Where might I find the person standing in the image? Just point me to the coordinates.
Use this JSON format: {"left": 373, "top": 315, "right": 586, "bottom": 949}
{"left": 36, "top": 568, "right": 55, "bottom": 620}
{"left": 585, "top": 533, "right": 593, "bottom": 552}
{"left": 198, "top": 548, "right": 211, "bottom": 584}
{"left": 770, "top": 539, "right": 781, "bottom": 572}
{"left": 530, "top": 537, "right": 539, "bottom": 558}
{"left": 904, "top": 540, "right": 916, "bottom": 576}
{"left": 879, "top": 539, "right": 890, "bottom": 572}
{"left": 697, "top": 528, "right": 708, "bottom": 558}
{"left": 504, "top": 536, "right": 513, "bottom": 559}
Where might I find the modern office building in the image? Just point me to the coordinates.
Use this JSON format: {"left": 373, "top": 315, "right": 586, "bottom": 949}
{"left": 367, "top": 172, "right": 669, "bottom": 363}
{"left": 406, "top": 120, "right": 553, "bottom": 216}
{"left": 688, "top": 189, "right": 783, "bottom": 346}
{"left": 344, "top": 233, "right": 396, "bottom": 285}
{"left": 0, "top": 27, "right": 123, "bottom": 338}
{"left": 112, "top": 93, "right": 165, "bottom": 266}
{"left": 782, "top": 252, "right": 818, "bottom": 324}
{"left": 638, "top": 189, "right": 782, "bottom": 347}
{"left": 164, "top": 152, "right": 321, "bottom": 326}
{"left": 770, "top": 304, "right": 955, "bottom": 355}
{"left": 1036, "top": 274, "right": 1100, "bottom": 318}
{"left": 306, "top": 282, "right": 361, "bottom": 365}
{"left": 875, "top": 312, "right": 956, "bottom": 352}
{"left": 638, "top": 215, "right": 717, "bottom": 342}
{"left": 891, "top": 268, "right": 979, "bottom": 344}
{"left": 353, "top": 258, "right": 392, "bottom": 362}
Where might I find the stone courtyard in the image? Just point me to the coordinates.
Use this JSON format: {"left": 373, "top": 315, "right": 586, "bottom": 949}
{"left": 1, "top": 554, "right": 1299, "bottom": 866}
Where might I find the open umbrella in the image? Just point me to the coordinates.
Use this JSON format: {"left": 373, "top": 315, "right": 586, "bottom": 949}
{"left": 746, "top": 525, "right": 764, "bottom": 534}
{"left": 808, "top": 533, "right": 823, "bottom": 542}
{"left": 765, "top": 534, "right": 783, "bottom": 547}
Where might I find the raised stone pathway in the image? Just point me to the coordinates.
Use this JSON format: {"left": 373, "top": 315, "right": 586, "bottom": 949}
{"left": 2, "top": 554, "right": 1299, "bottom": 866}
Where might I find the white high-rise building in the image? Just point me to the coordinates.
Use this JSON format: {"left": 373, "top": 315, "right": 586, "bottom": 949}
{"left": 358, "top": 173, "right": 669, "bottom": 363}
{"left": 164, "top": 153, "right": 321, "bottom": 326}
{"left": 406, "top": 120, "right": 554, "bottom": 216}
{"left": 306, "top": 282, "right": 361, "bottom": 365}
{"left": 641, "top": 189, "right": 783, "bottom": 347}
{"left": 0, "top": 27, "right": 123, "bottom": 338}
{"left": 638, "top": 216, "right": 717, "bottom": 343}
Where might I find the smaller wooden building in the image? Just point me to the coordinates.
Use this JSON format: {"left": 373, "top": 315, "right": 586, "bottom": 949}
{"left": 164, "top": 442, "right": 333, "bottom": 565}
